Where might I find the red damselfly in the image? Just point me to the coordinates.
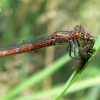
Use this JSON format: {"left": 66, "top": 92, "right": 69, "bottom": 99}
{"left": 0, "top": 25, "right": 95, "bottom": 59}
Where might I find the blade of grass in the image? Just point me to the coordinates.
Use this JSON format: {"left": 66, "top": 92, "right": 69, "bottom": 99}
{"left": 54, "top": 60, "right": 85, "bottom": 100}
{"left": 14, "top": 75, "right": 100, "bottom": 100}
{"left": 55, "top": 71, "right": 78, "bottom": 100}
{"left": 54, "top": 35, "right": 100, "bottom": 100}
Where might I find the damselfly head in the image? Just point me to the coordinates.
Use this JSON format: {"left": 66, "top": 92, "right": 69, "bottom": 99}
{"left": 74, "top": 25, "right": 96, "bottom": 40}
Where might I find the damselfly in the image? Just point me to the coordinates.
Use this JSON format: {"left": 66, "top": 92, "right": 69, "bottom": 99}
{"left": 0, "top": 25, "right": 95, "bottom": 59}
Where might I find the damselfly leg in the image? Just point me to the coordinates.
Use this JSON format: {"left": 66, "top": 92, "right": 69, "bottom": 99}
{"left": 67, "top": 40, "right": 79, "bottom": 59}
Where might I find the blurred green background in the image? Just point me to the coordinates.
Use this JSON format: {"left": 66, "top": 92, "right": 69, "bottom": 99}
{"left": 0, "top": 0, "right": 100, "bottom": 100}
